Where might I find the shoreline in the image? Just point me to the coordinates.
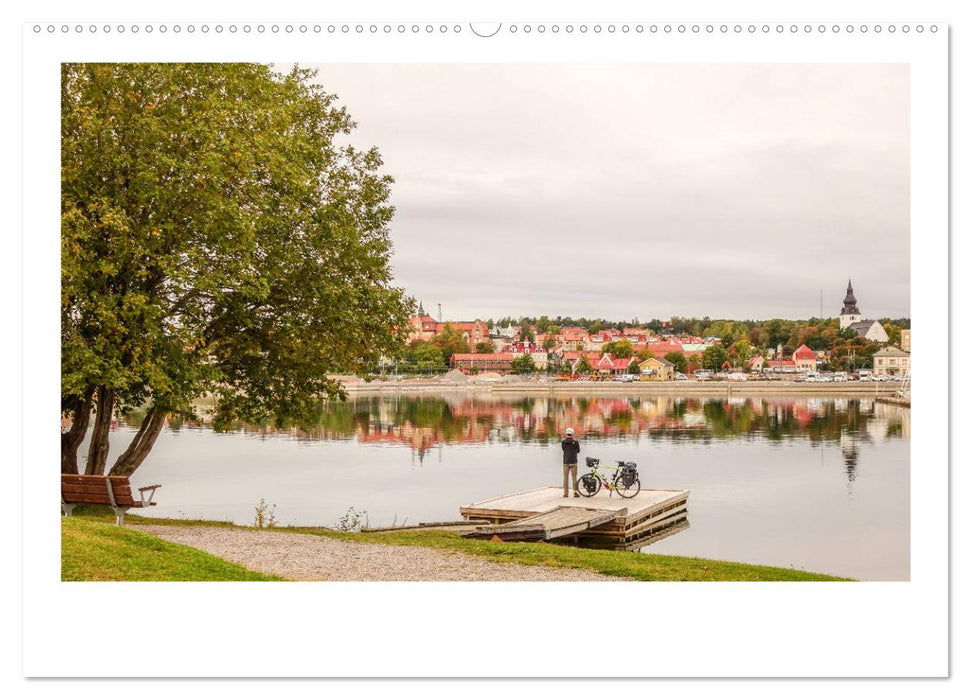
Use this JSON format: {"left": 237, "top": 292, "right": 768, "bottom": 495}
{"left": 341, "top": 379, "right": 908, "bottom": 398}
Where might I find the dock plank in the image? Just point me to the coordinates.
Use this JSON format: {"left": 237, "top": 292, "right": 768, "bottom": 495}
{"left": 464, "top": 506, "right": 628, "bottom": 542}
{"left": 460, "top": 486, "right": 691, "bottom": 549}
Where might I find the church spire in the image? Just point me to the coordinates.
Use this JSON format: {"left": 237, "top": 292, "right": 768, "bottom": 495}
{"left": 840, "top": 279, "right": 860, "bottom": 316}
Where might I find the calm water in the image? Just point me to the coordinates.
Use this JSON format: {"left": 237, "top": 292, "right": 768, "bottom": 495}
{"left": 102, "top": 394, "right": 910, "bottom": 580}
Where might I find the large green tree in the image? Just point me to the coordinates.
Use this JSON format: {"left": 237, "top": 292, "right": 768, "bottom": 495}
{"left": 411, "top": 343, "right": 446, "bottom": 372}
{"left": 701, "top": 345, "right": 730, "bottom": 371}
{"left": 61, "top": 63, "right": 411, "bottom": 476}
{"left": 510, "top": 354, "right": 538, "bottom": 375}
{"left": 663, "top": 352, "right": 688, "bottom": 374}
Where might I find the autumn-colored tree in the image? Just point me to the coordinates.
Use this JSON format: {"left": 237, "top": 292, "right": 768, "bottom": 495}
{"left": 432, "top": 323, "right": 471, "bottom": 358}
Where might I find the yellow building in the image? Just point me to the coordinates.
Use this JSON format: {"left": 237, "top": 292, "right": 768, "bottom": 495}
{"left": 872, "top": 346, "right": 910, "bottom": 376}
{"left": 637, "top": 356, "right": 675, "bottom": 381}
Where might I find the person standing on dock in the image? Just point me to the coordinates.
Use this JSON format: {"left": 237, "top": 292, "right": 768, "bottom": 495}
{"left": 561, "top": 428, "right": 581, "bottom": 497}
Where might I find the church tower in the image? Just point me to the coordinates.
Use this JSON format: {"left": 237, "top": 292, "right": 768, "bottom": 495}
{"left": 838, "top": 279, "right": 862, "bottom": 329}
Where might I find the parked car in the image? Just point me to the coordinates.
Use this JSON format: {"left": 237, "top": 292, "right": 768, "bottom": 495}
{"left": 675, "top": 372, "right": 688, "bottom": 381}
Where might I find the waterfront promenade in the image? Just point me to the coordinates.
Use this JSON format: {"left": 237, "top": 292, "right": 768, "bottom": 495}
{"left": 340, "top": 377, "right": 907, "bottom": 397}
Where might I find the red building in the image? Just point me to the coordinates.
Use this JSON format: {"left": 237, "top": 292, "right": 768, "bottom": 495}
{"left": 450, "top": 353, "right": 515, "bottom": 373}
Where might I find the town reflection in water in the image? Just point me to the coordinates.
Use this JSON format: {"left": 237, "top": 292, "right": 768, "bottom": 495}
{"left": 147, "top": 395, "right": 909, "bottom": 479}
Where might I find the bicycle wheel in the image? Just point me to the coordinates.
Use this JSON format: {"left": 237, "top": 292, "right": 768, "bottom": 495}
{"left": 577, "top": 472, "right": 601, "bottom": 497}
{"left": 615, "top": 474, "right": 641, "bottom": 499}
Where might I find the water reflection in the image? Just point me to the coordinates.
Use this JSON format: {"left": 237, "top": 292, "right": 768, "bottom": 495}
{"left": 134, "top": 395, "right": 910, "bottom": 463}
{"left": 113, "top": 394, "right": 909, "bottom": 578}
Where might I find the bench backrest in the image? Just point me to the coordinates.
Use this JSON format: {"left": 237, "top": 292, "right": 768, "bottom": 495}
{"left": 61, "top": 474, "right": 142, "bottom": 507}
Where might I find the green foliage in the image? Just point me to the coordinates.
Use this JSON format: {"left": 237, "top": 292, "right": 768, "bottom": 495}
{"left": 663, "top": 352, "right": 688, "bottom": 374}
{"left": 61, "top": 63, "right": 411, "bottom": 440}
{"left": 511, "top": 354, "right": 538, "bottom": 375}
{"left": 409, "top": 342, "right": 446, "bottom": 371}
{"left": 431, "top": 323, "right": 471, "bottom": 358}
{"left": 881, "top": 322, "right": 903, "bottom": 347}
{"left": 603, "top": 338, "right": 634, "bottom": 358}
{"left": 732, "top": 337, "right": 753, "bottom": 366}
{"left": 763, "top": 319, "right": 797, "bottom": 348}
{"left": 636, "top": 348, "right": 655, "bottom": 362}
{"left": 518, "top": 318, "right": 535, "bottom": 343}
{"left": 828, "top": 339, "right": 881, "bottom": 371}
{"left": 534, "top": 316, "right": 552, "bottom": 334}
{"left": 702, "top": 320, "right": 751, "bottom": 344}
{"left": 575, "top": 356, "right": 594, "bottom": 374}
{"left": 475, "top": 339, "right": 496, "bottom": 354}
{"left": 702, "top": 345, "right": 730, "bottom": 371}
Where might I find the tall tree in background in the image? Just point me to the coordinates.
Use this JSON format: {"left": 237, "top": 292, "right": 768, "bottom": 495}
{"left": 518, "top": 318, "right": 535, "bottom": 343}
{"left": 61, "top": 63, "right": 411, "bottom": 476}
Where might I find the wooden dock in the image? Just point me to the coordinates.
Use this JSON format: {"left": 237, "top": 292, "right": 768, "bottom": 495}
{"left": 460, "top": 486, "right": 690, "bottom": 551}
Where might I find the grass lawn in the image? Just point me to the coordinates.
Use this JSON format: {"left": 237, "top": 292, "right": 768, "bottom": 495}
{"left": 61, "top": 516, "right": 282, "bottom": 581}
{"left": 291, "top": 527, "right": 850, "bottom": 582}
{"left": 65, "top": 506, "right": 849, "bottom": 581}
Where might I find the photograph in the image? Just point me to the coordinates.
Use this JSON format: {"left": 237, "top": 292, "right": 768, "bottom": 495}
{"left": 59, "top": 61, "right": 912, "bottom": 584}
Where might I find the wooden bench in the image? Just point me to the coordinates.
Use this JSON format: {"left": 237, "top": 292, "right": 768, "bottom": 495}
{"left": 61, "top": 474, "right": 161, "bottom": 526}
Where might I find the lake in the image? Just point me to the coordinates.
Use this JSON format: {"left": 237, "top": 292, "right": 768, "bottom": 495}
{"left": 101, "top": 393, "right": 910, "bottom": 580}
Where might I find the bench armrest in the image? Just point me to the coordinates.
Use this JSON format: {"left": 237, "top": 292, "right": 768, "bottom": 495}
{"left": 137, "top": 484, "right": 161, "bottom": 506}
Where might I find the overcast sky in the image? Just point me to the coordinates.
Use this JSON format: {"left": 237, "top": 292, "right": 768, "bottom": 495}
{"left": 307, "top": 63, "right": 910, "bottom": 322}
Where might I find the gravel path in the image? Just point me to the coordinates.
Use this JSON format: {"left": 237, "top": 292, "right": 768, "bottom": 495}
{"left": 134, "top": 525, "right": 619, "bottom": 581}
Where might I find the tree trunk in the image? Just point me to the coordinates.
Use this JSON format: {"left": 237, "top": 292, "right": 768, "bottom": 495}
{"left": 61, "top": 385, "right": 95, "bottom": 474}
{"left": 109, "top": 403, "right": 167, "bottom": 477}
{"left": 84, "top": 386, "right": 116, "bottom": 476}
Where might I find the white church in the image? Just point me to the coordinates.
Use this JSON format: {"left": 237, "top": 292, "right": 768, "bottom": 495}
{"left": 838, "top": 280, "right": 889, "bottom": 342}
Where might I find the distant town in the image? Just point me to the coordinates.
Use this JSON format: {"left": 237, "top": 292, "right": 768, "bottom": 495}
{"left": 393, "top": 280, "right": 911, "bottom": 381}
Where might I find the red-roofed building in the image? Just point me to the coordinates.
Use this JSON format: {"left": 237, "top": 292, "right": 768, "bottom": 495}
{"left": 408, "top": 304, "right": 440, "bottom": 341}
{"left": 645, "top": 342, "right": 702, "bottom": 359}
{"left": 591, "top": 353, "right": 637, "bottom": 376}
{"left": 565, "top": 352, "right": 634, "bottom": 376}
{"left": 765, "top": 359, "right": 798, "bottom": 373}
{"left": 793, "top": 344, "right": 818, "bottom": 373}
{"left": 407, "top": 308, "right": 489, "bottom": 346}
{"left": 450, "top": 353, "right": 515, "bottom": 373}
{"left": 559, "top": 327, "right": 589, "bottom": 350}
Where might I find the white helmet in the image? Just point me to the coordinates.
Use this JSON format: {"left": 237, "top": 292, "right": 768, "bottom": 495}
{"left": 566, "top": 428, "right": 574, "bottom": 435}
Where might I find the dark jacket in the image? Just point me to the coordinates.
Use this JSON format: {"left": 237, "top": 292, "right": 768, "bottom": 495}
{"left": 561, "top": 437, "right": 581, "bottom": 464}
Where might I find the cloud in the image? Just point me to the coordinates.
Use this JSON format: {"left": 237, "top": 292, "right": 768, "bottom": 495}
{"left": 309, "top": 63, "right": 910, "bottom": 321}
